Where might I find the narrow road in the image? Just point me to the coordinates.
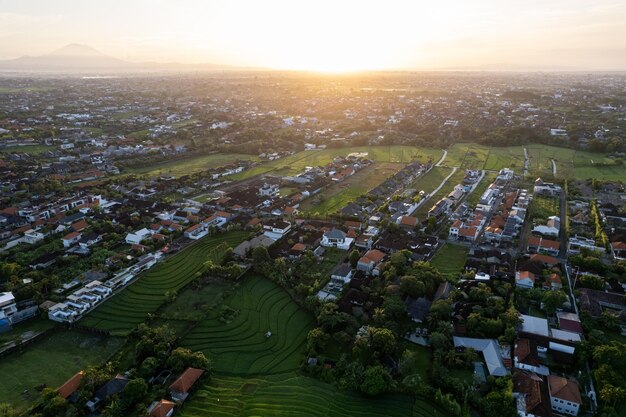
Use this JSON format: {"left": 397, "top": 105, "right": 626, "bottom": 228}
{"left": 523, "top": 147, "right": 530, "bottom": 176}
{"left": 435, "top": 149, "right": 447, "bottom": 167}
{"left": 414, "top": 166, "right": 458, "bottom": 210}
{"left": 551, "top": 159, "right": 557, "bottom": 176}
{"left": 558, "top": 188, "right": 568, "bottom": 258}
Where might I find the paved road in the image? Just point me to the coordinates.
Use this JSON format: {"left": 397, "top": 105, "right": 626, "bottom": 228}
{"left": 523, "top": 147, "right": 530, "bottom": 176}
{"left": 551, "top": 159, "right": 557, "bottom": 176}
{"left": 558, "top": 189, "right": 568, "bottom": 258}
{"left": 414, "top": 166, "right": 458, "bottom": 210}
{"left": 435, "top": 149, "right": 447, "bottom": 167}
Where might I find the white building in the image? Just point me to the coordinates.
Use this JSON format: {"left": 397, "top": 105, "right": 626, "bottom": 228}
{"left": 0, "top": 292, "right": 18, "bottom": 320}
{"left": 262, "top": 220, "right": 291, "bottom": 241}
{"left": 125, "top": 228, "right": 153, "bottom": 245}
{"left": 23, "top": 229, "right": 45, "bottom": 245}
{"left": 548, "top": 375, "right": 581, "bottom": 416}
{"left": 320, "top": 229, "right": 353, "bottom": 250}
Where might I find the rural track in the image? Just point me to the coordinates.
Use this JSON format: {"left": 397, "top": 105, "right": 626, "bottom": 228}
{"left": 435, "top": 149, "right": 447, "bottom": 166}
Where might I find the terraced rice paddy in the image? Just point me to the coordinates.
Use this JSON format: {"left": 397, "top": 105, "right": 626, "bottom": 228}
{"left": 178, "top": 373, "right": 417, "bottom": 417}
{"left": 181, "top": 276, "right": 314, "bottom": 375}
{"left": 80, "top": 231, "right": 248, "bottom": 335}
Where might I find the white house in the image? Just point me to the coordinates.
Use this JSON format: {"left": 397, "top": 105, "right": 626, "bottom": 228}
{"left": 548, "top": 375, "right": 581, "bottom": 416}
{"left": 0, "top": 292, "right": 18, "bottom": 320}
{"left": 320, "top": 229, "right": 353, "bottom": 250}
{"left": 125, "top": 228, "right": 153, "bottom": 245}
{"left": 262, "top": 220, "right": 291, "bottom": 240}
{"left": 259, "top": 183, "right": 279, "bottom": 197}
{"left": 534, "top": 178, "right": 562, "bottom": 196}
{"left": 23, "top": 229, "right": 45, "bottom": 245}
{"left": 62, "top": 231, "right": 82, "bottom": 248}
{"left": 184, "top": 224, "right": 208, "bottom": 240}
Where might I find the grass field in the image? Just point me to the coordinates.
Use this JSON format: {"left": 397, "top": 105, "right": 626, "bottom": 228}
{"left": 178, "top": 373, "right": 417, "bottom": 417}
{"left": 465, "top": 172, "right": 497, "bottom": 208}
{"left": 526, "top": 144, "right": 625, "bottom": 181}
{"left": 414, "top": 168, "right": 465, "bottom": 219}
{"left": 527, "top": 196, "right": 560, "bottom": 224}
{"left": 181, "top": 275, "right": 314, "bottom": 375}
{"left": 0, "top": 330, "right": 123, "bottom": 410}
{"left": 300, "top": 162, "right": 402, "bottom": 216}
{"left": 0, "top": 144, "right": 52, "bottom": 154}
{"left": 124, "top": 153, "right": 259, "bottom": 177}
{"left": 80, "top": 231, "right": 248, "bottom": 335}
{"left": 430, "top": 244, "right": 469, "bottom": 280}
{"left": 230, "top": 146, "right": 443, "bottom": 181}
{"left": 410, "top": 166, "right": 449, "bottom": 194}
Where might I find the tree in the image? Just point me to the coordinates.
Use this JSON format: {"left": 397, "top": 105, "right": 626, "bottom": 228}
{"left": 400, "top": 275, "right": 425, "bottom": 298}
{"left": 121, "top": 378, "right": 148, "bottom": 409}
{"left": 306, "top": 328, "right": 329, "bottom": 353}
{"left": 599, "top": 384, "right": 626, "bottom": 407}
{"left": 138, "top": 356, "right": 160, "bottom": 378}
{"left": 166, "top": 348, "right": 211, "bottom": 373}
{"left": 349, "top": 250, "right": 360, "bottom": 268}
{"left": 360, "top": 365, "right": 392, "bottom": 395}
{"left": 542, "top": 290, "right": 567, "bottom": 315}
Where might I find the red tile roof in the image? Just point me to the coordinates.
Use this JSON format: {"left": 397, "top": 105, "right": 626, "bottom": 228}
{"left": 169, "top": 367, "right": 204, "bottom": 394}
{"left": 58, "top": 371, "right": 84, "bottom": 399}
{"left": 150, "top": 399, "right": 176, "bottom": 417}
{"left": 548, "top": 375, "right": 582, "bottom": 404}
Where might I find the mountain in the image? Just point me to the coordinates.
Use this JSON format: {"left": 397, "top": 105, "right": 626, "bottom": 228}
{"left": 0, "top": 44, "right": 241, "bottom": 73}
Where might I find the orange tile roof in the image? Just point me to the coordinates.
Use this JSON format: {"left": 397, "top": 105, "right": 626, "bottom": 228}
{"left": 150, "top": 400, "right": 176, "bottom": 417}
{"left": 400, "top": 216, "right": 418, "bottom": 226}
{"left": 517, "top": 271, "right": 536, "bottom": 282}
{"left": 291, "top": 243, "right": 306, "bottom": 251}
{"left": 63, "top": 231, "right": 81, "bottom": 240}
{"left": 170, "top": 367, "right": 204, "bottom": 394}
{"left": 548, "top": 375, "right": 582, "bottom": 404}
{"left": 459, "top": 226, "right": 477, "bottom": 237}
{"left": 361, "top": 249, "right": 386, "bottom": 264}
{"left": 71, "top": 219, "right": 88, "bottom": 232}
{"left": 530, "top": 254, "right": 559, "bottom": 265}
{"left": 58, "top": 371, "right": 84, "bottom": 399}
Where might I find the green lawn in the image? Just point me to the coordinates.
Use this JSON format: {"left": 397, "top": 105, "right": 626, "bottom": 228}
{"left": 411, "top": 166, "right": 449, "bottom": 194}
{"left": 181, "top": 274, "right": 314, "bottom": 375}
{"left": 0, "top": 144, "right": 52, "bottom": 154}
{"left": 430, "top": 244, "right": 469, "bottom": 280}
{"left": 178, "top": 372, "right": 415, "bottom": 417}
{"left": 230, "top": 146, "right": 443, "bottom": 181}
{"left": 0, "top": 318, "right": 55, "bottom": 345}
{"left": 80, "top": 231, "right": 248, "bottom": 335}
{"left": 0, "top": 330, "right": 123, "bottom": 411}
{"left": 300, "top": 162, "right": 402, "bottom": 216}
{"left": 124, "top": 153, "right": 259, "bottom": 177}
{"left": 527, "top": 195, "right": 560, "bottom": 224}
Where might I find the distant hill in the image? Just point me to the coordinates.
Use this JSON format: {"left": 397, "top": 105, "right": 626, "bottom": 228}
{"left": 0, "top": 44, "right": 244, "bottom": 73}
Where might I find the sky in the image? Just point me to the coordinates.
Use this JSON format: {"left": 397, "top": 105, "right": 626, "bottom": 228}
{"left": 0, "top": 0, "right": 625, "bottom": 71}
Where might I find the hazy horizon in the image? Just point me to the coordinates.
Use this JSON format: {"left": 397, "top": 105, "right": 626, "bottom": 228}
{"left": 1, "top": 0, "right": 625, "bottom": 72}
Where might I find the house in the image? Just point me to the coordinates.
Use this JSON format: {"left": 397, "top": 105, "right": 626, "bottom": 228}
{"left": 357, "top": 249, "right": 386, "bottom": 274}
{"left": 568, "top": 236, "right": 605, "bottom": 255}
{"left": 534, "top": 178, "right": 562, "bottom": 197}
{"left": 0, "top": 292, "right": 18, "bottom": 320}
{"left": 610, "top": 241, "right": 626, "bottom": 260}
{"left": 355, "top": 234, "right": 374, "bottom": 249}
{"left": 331, "top": 264, "right": 354, "bottom": 284}
{"left": 533, "top": 216, "right": 560, "bottom": 238}
{"left": 170, "top": 367, "right": 204, "bottom": 402}
{"left": 449, "top": 220, "right": 462, "bottom": 239}
{"left": 514, "top": 338, "right": 549, "bottom": 376}
{"left": 79, "top": 233, "right": 102, "bottom": 248}
{"left": 513, "top": 370, "right": 552, "bottom": 417}
{"left": 428, "top": 198, "right": 452, "bottom": 218}
{"left": 516, "top": 271, "right": 536, "bottom": 289}
{"left": 58, "top": 371, "right": 84, "bottom": 401}
{"left": 528, "top": 236, "right": 560, "bottom": 257}
{"left": 546, "top": 274, "right": 563, "bottom": 290}
{"left": 147, "top": 399, "right": 176, "bottom": 417}
{"left": 452, "top": 337, "right": 508, "bottom": 376}
{"left": 458, "top": 226, "right": 479, "bottom": 242}
{"left": 547, "top": 375, "right": 581, "bottom": 416}
{"left": 405, "top": 297, "right": 431, "bottom": 323}
{"left": 259, "top": 183, "right": 279, "bottom": 197}
{"left": 529, "top": 254, "right": 559, "bottom": 267}
{"left": 397, "top": 215, "right": 418, "bottom": 229}
{"left": 62, "top": 231, "right": 82, "bottom": 248}
{"left": 184, "top": 223, "right": 208, "bottom": 240}
{"left": 125, "top": 228, "right": 153, "bottom": 245}
{"left": 23, "top": 229, "right": 45, "bottom": 245}
{"left": 86, "top": 375, "right": 129, "bottom": 411}
{"left": 262, "top": 220, "right": 291, "bottom": 240}
{"left": 556, "top": 312, "right": 583, "bottom": 334}
{"left": 320, "top": 228, "right": 353, "bottom": 250}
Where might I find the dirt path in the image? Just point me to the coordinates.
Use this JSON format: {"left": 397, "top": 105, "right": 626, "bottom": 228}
{"left": 523, "top": 147, "right": 530, "bottom": 176}
{"left": 551, "top": 159, "right": 557, "bottom": 176}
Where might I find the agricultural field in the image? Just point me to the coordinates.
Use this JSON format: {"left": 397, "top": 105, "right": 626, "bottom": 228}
{"left": 0, "top": 330, "right": 123, "bottom": 410}
{"left": 444, "top": 143, "right": 524, "bottom": 172}
{"left": 430, "top": 244, "right": 469, "bottom": 280}
{"left": 230, "top": 146, "right": 443, "bottom": 181}
{"left": 178, "top": 372, "right": 417, "bottom": 417}
{"left": 157, "top": 280, "right": 233, "bottom": 322}
{"left": 123, "top": 153, "right": 258, "bottom": 177}
{"left": 300, "top": 162, "right": 402, "bottom": 216}
{"left": 80, "top": 231, "right": 248, "bottom": 335}
{"left": 526, "top": 144, "right": 625, "bottom": 181}
{"left": 0, "top": 144, "right": 53, "bottom": 155}
{"left": 181, "top": 275, "right": 314, "bottom": 375}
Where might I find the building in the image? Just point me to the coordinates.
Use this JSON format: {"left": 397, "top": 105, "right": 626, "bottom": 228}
{"left": 513, "top": 370, "right": 552, "bottom": 417}
{"left": 516, "top": 271, "right": 536, "bottom": 289}
{"left": 568, "top": 236, "right": 605, "bottom": 255}
{"left": 547, "top": 375, "right": 581, "bottom": 416}
{"left": 23, "top": 229, "right": 45, "bottom": 244}
{"left": 452, "top": 336, "right": 508, "bottom": 376}
{"left": 0, "top": 292, "right": 18, "bottom": 320}
{"left": 62, "top": 231, "right": 82, "bottom": 248}
{"left": 259, "top": 183, "right": 279, "bottom": 197}
{"left": 534, "top": 178, "right": 562, "bottom": 197}
{"left": 528, "top": 236, "right": 561, "bottom": 257}
{"left": 262, "top": 220, "right": 291, "bottom": 241}
{"left": 357, "top": 249, "right": 386, "bottom": 274}
{"left": 170, "top": 367, "right": 204, "bottom": 402}
{"left": 320, "top": 228, "right": 353, "bottom": 250}
{"left": 125, "top": 228, "right": 153, "bottom": 245}
{"left": 556, "top": 312, "right": 583, "bottom": 334}
{"left": 58, "top": 371, "right": 84, "bottom": 401}
{"left": 147, "top": 399, "right": 176, "bottom": 417}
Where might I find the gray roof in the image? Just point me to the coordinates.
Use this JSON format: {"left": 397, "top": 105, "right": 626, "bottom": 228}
{"left": 453, "top": 336, "right": 508, "bottom": 376}
{"left": 325, "top": 228, "right": 346, "bottom": 240}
